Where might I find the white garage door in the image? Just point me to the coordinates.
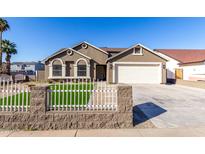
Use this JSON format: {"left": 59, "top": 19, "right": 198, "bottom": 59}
{"left": 116, "top": 64, "right": 162, "bottom": 84}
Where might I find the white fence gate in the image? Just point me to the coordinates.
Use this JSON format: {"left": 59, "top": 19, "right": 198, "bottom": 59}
{"left": 0, "top": 79, "right": 30, "bottom": 112}
{"left": 47, "top": 79, "right": 118, "bottom": 111}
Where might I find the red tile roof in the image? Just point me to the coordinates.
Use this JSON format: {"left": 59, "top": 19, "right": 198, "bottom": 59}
{"left": 100, "top": 47, "right": 126, "bottom": 53}
{"left": 155, "top": 49, "right": 205, "bottom": 64}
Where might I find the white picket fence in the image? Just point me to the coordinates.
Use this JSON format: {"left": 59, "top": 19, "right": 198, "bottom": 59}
{"left": 0, "top": 78, "right": 118, "bottom": 112}
{"left": 47, "top": 79, "right": 118, "bottom": 111}
{"left": 0, "top": 79, "right": 30, "bottom": 112}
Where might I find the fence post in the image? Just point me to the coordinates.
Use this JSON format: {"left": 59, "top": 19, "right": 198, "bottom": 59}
{"left": 117, "top": 85, "right": 133, "bottom": 127}
{"left": 30, "top": 85, "right": 48, "bottom": 114}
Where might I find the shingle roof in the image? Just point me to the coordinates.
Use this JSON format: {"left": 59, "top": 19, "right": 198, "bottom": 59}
{"left": 155, "top": 49, "right": 205, "bottom": 64}
{"left": 100, "top": 47, "right": 127, "bottom": 53}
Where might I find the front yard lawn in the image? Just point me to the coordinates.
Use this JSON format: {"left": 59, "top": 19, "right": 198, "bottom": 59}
{"left": 49, "top": 82, "right": 94, "bottom": 107}
{"left": 0, "top": 92, "right": 30, "bottom": 107}
{"left": 0, "top": 82, "right": 95, "bottom": 108}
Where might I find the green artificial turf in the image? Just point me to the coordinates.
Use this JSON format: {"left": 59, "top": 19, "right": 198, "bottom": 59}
{"left": 0, "top": 92, "right": 30, "bottom": 107}
{"left": 49, "top": 83, "right": 94, "bottom": 107}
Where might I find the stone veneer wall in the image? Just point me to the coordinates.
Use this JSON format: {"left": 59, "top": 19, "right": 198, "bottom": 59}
{"left": 0, "top": 85, "right": 133, "bottom": 130}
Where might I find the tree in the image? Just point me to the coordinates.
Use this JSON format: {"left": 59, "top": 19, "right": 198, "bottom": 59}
{"left": 2, "top": 40, "right": 17, "bottom": 75}
{"left": 0, "top": 18, "right": 10, "bottom": 74}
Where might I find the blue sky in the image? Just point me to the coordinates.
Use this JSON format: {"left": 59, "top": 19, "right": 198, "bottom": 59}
{"left": 3, "top": 17, "right": 205, "bottom": 62}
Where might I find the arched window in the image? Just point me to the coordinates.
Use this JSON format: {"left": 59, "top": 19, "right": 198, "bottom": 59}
{"left": 76, "top": 58, "right": 88, "bottom": 77}
{"left": 51, "top": 58, "right": 63, "bottom": 77}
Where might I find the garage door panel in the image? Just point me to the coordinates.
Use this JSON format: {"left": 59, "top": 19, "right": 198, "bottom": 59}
{"left": 116, "top": 64, "right": 161, "bottom": 84}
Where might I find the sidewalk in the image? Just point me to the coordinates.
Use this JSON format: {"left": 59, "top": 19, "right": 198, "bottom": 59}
{"left": 1, "top": 128, "right": 205, "bottom": 137}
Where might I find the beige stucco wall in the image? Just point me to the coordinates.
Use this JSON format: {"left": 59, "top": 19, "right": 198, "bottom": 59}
{"left": 73, "top": 44, "right": 108, "bottom": 65}
{"left": 44, "top": 50, "right": 90, "bottom": 80}
{"left": 74, "top": 43, "right": 109, "bottom": 80}
{"left": 162, "top": 68, "right": 167, "bottom": 83}
{"left": 107, "top": 48, "right": 167, "bottom": 83}
{"left": 107, "top": 62, "right": 113, "bottom": 83}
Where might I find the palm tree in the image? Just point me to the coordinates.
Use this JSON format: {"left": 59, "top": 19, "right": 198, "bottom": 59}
{"left": 0, "top": 18, "right": 10, "bottom": 73}
{"left": 2, "top": 40, "right": 17, "bottom": 75}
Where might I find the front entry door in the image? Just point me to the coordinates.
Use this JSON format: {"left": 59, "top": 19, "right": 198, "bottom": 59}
{"left": 96, "top": 65, "right": 106, "bottom": 81}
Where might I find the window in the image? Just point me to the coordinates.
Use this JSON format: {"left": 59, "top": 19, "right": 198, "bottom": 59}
{"left": 53, "top": 65, "right": 62, "bottom": 76}
{"left": 81, "top": 43, "right": 88, "bottom": 49}
{"left": 133, "top": 48, "right": 142, "bottom": 55}
{"left": 77, "top": 65, "right": 86, "bottom": 76}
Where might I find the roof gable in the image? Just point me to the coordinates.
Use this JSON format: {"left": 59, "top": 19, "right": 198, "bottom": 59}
{"left": 107, "top": 43, "right": 168, "bottom": 62}
{"left": 72, "top": 41, "right": 108, "bottom": 55}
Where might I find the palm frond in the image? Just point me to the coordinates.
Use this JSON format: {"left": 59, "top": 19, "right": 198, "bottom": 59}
{"left": 0, "top": 18, "right": 10, "bottom": 32}
{"left": 2, "top": 39, "right": 17, "bottom": 55}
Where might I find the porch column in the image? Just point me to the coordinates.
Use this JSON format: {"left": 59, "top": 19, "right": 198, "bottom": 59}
{"left": 62, "top": 64, "right": 66, "bottom": 78}
{"left": 73, "top": 64, "right": 77, "bottom": 77}
{"left": 87, "top": 64, "right": 90, "bottom": 78}
{"left": 93, "top": 63, "right": 96, "bottom": 81}
{"left": 48, "top": 64, "right": 52, "bottom": 78}
{"left": 112, "top": 63, "right": 115, "bottom": 83}
{"left": 106, "top": 63, "right": 110, "bottom": 84}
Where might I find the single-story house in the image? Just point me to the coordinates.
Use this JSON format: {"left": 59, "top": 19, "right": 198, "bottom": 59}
{"left": 42, "top": 42, "right": 167, "bottom": 84}
{"left": 155, "top": 49, "right": 205, "bottom": 82}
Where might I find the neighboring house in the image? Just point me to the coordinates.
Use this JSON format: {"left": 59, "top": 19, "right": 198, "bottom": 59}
{"left": 42, "top": 41, "right": 167, "bottom": 84}
{"left": 11, "top": 61, "right": 44, "bottom": 75}
{"left": 155, "top": 49, "right": 205, "bottom": 82}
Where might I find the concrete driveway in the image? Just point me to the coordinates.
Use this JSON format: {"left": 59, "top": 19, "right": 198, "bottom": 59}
{"left": 133, "top": 84, "right": 205, "bottom": 128}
